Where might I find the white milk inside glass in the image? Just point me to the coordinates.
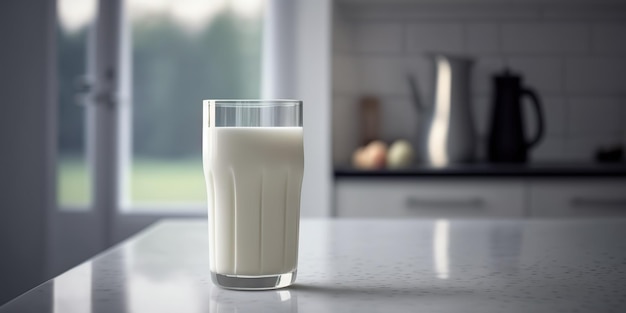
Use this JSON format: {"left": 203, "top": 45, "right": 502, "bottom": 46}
{"left": 203, "top": 126, "right": 304, "bottom": 276}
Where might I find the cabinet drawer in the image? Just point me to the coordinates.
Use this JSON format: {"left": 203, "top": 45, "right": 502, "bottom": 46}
{"left": 335, "top": 180, "right": 525, "bottom": 218}
{"left": 530, "top": 180, "right": 626, "bottom": 218}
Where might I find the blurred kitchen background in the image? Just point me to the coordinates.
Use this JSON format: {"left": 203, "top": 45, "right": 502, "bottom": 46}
{"left": 1, "top": 0, "right": 625, "bottom": 306}
{"left": 332, "top": 0, "right": 626, "bottom": 165}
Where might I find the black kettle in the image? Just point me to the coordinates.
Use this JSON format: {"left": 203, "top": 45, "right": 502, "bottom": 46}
{"left": 487, "top": 69, "right": 544, "bottom": 163}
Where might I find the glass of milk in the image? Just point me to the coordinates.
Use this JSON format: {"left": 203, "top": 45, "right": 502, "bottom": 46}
{"left": 202, "top": 100, "right": 304, "bottom": 290}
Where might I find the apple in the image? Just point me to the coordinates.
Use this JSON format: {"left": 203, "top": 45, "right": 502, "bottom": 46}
{"left": 387, "top": 140, "right": 414, "bottom": 169}
{"left": 352, "top": 140, "right": 388, "bottom": 170}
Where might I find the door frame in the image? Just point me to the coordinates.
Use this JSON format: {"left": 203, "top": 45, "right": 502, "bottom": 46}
{"left": 49, "top": 0, "right": 206, "bottom": 276}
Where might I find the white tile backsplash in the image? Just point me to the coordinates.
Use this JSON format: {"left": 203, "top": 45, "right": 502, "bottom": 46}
{"left": 333, "top": 56, "right": 359, "bottom": 94}
{"left": 353, "top": 23, "right": 404, "bottom": 54}
{"left": 523, "top": 96, "right": 567, "bottom": 137}
{"left": 565, "top": 58, "right": 626, "bottom": 94}
{"left": 379, "top": 96, "right": 419, "bottom": 143}
{"left": 333, "top": 10, "right": 354, "bottom": 55}
{"left": 332, "top": 2, "right": 626, "bottom": 165}
{"left": 567, "top": 97, "right": 622, "bottom": 136}
{"left": 623, "top": 99, "right": 626, "bottom": 142}
{"left": 507, "top": 57, "right": 563, "bottom": 93}
{"left": 405, "top": 56, "right": 434, "bottom": 101}
{"left": 500, "top": 23, "right": 590, "bottom": 54}
{"left": 353, "top": 56, "right": 433, "bottom": 97}
{"left": 353, "top": 57, "right": 412, "bottom": 95}
{"left": 541, "top": 6, "right": 626, "bottom": 21}
{"left": 564, "top": 135, "right": 623, "bottom": 161}
{"left": 472, "top": 57, "right": 505, "bottom": 95}
{"left": 592, "top": 23, "right": 626, "bottom": 54}
{"left": 332, "top": 95, "right": 361, "bottom": 165}
{"left": 345, "top": 3, "right": 540, "bottom": 21}
{"left": 530, "top": 136, "right": 565, "bottom": 161}
{"left": 467, "top": 23, "right": 499, "bottom": 53}
{"left": 473, "top": 95, "right": 491, "bottom": 138}
{"left": 542, "top": 97, "right": 567, "bottom": 136}
{"left": 406, "top": 23, "right": 464, "bottom": 53}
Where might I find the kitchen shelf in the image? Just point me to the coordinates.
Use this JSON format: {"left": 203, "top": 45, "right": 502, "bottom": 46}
{"left": 334, "top": 162, "right": 626, "bottom": 178}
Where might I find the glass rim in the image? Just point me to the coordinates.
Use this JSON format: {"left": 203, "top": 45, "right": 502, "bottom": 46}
{"left": 203, "top": 99, "right": 302, "bottom": 108}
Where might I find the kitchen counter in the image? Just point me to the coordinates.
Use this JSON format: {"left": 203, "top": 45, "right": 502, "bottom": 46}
{"left": 335, "top": 163, "right": 626, "bottom": 178}
{"left": 2, "top": 218, "right": 626, "bottom": 312}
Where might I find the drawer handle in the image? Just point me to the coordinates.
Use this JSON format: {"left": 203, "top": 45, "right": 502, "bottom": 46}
{"left": 571, "top": 197, "right": 626, "bottom": 209}
{"left": 405, "top": 197, "right": 485, "bottom": 209}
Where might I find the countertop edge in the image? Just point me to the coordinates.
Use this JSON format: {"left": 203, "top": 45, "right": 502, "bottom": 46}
{"left": 334, "top": 165, "right": 626, "bottom": 178}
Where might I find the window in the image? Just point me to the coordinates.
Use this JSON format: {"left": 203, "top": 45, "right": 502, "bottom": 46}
{"left": 56, "top": 0, "right": 264, "bottom": 212}
{"left": 56, "top": 0, "right": 96, "bottom": 209}
{"left": 126, "top": 0, "right": 264, "bottom": 209}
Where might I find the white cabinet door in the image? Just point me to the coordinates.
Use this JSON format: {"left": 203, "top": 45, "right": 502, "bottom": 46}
{"left": 335, "top": 179, "right": 526, "bottom": 218}
{"left": 530, "top": 180, "right": 626, "bottom": 218}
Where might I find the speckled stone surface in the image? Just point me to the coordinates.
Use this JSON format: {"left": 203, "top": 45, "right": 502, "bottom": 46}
{"left": 2, "top": 219, "right": 626, "bottom": 313}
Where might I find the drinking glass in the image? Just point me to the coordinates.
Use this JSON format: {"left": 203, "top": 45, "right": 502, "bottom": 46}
{"left": 203, "top": 99, "right": 303, "bottom": 290}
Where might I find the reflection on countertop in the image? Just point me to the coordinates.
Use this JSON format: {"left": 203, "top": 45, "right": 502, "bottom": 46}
{"left": 2, "top": 219, "right": 626, "bottom": 312}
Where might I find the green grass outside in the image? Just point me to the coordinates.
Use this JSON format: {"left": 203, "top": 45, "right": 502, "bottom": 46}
{"left": 58, "top": 157, "right": 91, "bottom": 206}
{"left": 58, "top": 157, "right": 206, "bottom": 206}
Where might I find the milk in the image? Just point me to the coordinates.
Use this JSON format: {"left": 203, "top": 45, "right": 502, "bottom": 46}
{"left": 203, "top": 127, "right": 304, "bottom": 276}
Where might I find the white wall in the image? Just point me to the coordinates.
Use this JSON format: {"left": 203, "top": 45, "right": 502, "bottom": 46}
{"left": 0, "top": 0, "right": 55, "bottom": 305}
{"left": 332, "top": 1, "right": 626, "bottom": 164}
{"left": 262, "top": 0, "right": 333, "bottom": 217}
{"left": 297, "top": 0, "right": 333, "bottom": 217}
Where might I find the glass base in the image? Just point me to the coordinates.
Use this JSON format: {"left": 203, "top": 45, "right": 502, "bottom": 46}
{"left": 211, "top": 270, "right": 297, "bottom": 290}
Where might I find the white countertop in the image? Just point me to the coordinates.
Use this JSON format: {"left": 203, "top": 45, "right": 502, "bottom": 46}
{"left": 2, "top": 218, "right": 626, "bottom": 312}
